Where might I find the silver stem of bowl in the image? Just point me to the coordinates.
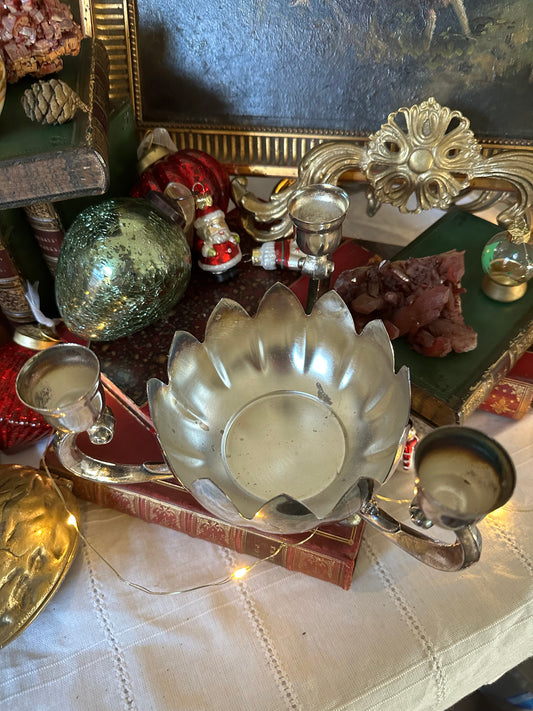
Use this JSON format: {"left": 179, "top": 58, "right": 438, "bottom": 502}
{"left": 287, "top": 184, "right": 349, "bottom": 312}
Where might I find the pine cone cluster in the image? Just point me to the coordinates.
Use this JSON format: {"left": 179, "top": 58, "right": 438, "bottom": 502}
{"left": 21, "top": 78, "right": 84, "bottom": 125}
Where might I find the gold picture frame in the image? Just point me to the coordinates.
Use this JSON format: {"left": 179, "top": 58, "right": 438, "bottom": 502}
{"left": 81, "top": 0, "right": 533, "bottom": 177}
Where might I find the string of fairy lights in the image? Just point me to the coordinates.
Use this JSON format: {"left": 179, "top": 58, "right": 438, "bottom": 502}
{"left": 42, "top": 456, "right": 319, "bottom": 596}
{"left": 33, "top": 439, "right": 523, "bottom": 600}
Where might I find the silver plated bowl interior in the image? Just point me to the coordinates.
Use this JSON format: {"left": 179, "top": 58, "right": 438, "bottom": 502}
{"left": 148, "top": 283, "right": 410, "bottom": 534}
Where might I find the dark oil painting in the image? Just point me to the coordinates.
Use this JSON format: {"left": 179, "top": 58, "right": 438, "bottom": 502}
{"left": 135, "top": 0, "right": 533, "bottom": 142}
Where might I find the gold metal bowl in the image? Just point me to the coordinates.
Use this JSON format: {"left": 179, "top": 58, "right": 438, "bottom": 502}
{"left": 0, "top": 465, "right": 79, "bottom": 648}
{"left": 148, "top": 283, "right": 410, "bottom": 534}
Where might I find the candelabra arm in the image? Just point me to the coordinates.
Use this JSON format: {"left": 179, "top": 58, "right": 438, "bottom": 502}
{"left": 357, "top": 497, "right": 482, "bottom": 571}
{"left": 52, "top": 430, "right": 172, "bottom": 485}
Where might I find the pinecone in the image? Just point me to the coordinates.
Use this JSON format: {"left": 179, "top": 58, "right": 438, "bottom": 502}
{"left": 21, "top": 78, "right": 86, "bottom": 125}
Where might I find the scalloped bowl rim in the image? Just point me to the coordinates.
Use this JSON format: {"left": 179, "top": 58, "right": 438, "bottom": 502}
{"left": 148, "top": 283, "right": 411, "bottom": 532}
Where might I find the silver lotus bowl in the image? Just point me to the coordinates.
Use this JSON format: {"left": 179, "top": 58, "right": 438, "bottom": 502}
{"left": 148, "top": 283, "right": 411, "bottom": 534}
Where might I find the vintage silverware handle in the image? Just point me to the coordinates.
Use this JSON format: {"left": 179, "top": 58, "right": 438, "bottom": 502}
{"left": 53, "top": 431, "right": 172, "bottom": 484}
{"left": 358, "top": 498, "right": 482, "bottom": 571}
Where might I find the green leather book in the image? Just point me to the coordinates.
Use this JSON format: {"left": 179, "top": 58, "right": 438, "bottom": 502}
{"left": 55, "top": 99, "right": 139, "bottom": 231}
{"left": 391, "top": 210, "right": 533, "bottom": 426}
{"left": 0, "top": 37, "right": 109, "bottom": 209}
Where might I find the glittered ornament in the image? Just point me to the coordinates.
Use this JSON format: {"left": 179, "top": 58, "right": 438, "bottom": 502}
{"left": 55, "top": 198, "right": 191, "bottom": 341}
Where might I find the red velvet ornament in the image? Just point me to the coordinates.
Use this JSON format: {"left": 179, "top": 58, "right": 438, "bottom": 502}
{"left": 0, "top": 340, "right": 52, "bottom": 453}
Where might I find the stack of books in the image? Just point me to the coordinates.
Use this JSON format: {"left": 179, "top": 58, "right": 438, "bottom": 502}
{"left": 377, "top": 211, "right": 533, "bottom": 426}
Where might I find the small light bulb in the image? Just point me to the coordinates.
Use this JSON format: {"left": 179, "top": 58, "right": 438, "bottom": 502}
{"left": 232, "top": 567, "right": 249, "bottom": 580}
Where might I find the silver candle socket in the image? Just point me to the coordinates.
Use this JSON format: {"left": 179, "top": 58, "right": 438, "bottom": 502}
{"left": 16, "top": 343, "right": 108, "bottom": 438}
{"left": 410, "top": 425, "right": 515, "bottom": 530}
{"left": 356, "top": 424, "right": 515, "bottom": 570}
{"left": 287, "top": 183, "right": 349, "bottom": 311}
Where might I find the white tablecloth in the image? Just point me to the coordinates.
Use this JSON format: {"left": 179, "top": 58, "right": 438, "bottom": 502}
{"left": 1, "top": 195, "right": 532, "bottom": 710}
{"left": 1, "top": 409, "right": 532, "bottom": 711}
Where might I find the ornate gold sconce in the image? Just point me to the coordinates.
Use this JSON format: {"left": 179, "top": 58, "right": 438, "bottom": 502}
{"left": 232, "top": 97, "right": 533, "bottom": 243}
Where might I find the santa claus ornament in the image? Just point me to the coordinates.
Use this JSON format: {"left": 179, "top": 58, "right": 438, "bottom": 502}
{"left": 192, "top": 186, "right": 241, "bottom": 280}
{"left": 131, "top": 133, "right": 242, "bottom": 281}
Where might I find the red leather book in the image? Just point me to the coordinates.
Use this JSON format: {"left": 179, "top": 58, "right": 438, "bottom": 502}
{"left": 478, "top": 350, "right": 533, "bottom": 420}
{"left": 45, "top": 375, "right": 365, "bottom": 590}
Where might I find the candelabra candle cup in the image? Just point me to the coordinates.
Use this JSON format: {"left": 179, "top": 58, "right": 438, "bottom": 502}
{"left": 410, "top": 426, "right": 515, "bottom": 530}
{"left": 16, "top": 343, "right": 170, "bottom": 484}
{"left": 15, "top": 343, "right": 109, "bottom": 438}
{"left": 288, "top": 184, "right": 350, "bottom": 311}
{"left": 288, "top": 184, "right": 349, "bottom": 257}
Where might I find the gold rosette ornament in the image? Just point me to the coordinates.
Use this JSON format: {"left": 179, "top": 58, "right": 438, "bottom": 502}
{"left": 232, "top": 96, "right": 533, "bottom": 241}
{"left": 364, "top": 97, "right": 481, "bottom": 213}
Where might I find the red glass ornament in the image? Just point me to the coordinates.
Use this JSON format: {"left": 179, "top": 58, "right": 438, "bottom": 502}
{"left": 0, "top": 340, "right": 52, "bottom": 453}
{"left": 131, "top": 148, "right": 231, "bottom": 212}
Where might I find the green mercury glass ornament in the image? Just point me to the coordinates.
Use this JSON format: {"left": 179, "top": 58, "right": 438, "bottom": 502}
{"left": 55, "top": 198, "right": 191, "bottom": 341}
